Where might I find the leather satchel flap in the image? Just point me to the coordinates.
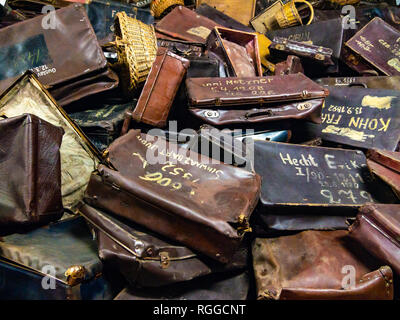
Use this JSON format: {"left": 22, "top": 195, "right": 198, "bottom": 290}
{"left": 317, "top": 87, "right": 400, "bottom": 151}
{"left": 346, "top": 17, "right": 400, "bottom": 76}
{"left": 253, "top": 141, "right": 398, "bottom": 210}
{"left": 132, "top": 47, "right": 190, "bottom": 127}
{"left": 0, "top": 4, "right": 107, "bottom": 95}
{"left": 186, "top": 74, "right": 329, "bottom": 108}
{"left": 155, "top": 6, "right": 221, "bottom": 44}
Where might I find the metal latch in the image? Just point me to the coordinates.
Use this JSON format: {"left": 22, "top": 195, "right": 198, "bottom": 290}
{"left": 160, "top": 252, "right": 170, "bottom": 269}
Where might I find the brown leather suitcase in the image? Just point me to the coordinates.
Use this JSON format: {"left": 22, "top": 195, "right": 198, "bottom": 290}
{"left": 252, "top": 230, "right": 394, "bottom": 300}
{"left": 349, "top": 204, "right": 400, "bottom": 276}
{"left": 195, "top": 0, "right": 256, "bottom": 26}
{"left": 346, "top": 17, "right": 400, "bottom": 76}
{"left": 84, "top": 129, "right": 261, "bottom": 264}
{"left": 367, "top": 149, "right": 400, "bottom": 173}
{"left": 0, "top": 114, "right": 64, "bottom": 235}
{"left": 0, "top": 72, "right": 101, "bottom": 211}
{"left": 367, "top": 158, "right": 400, "bottom": 198}
{"left": 121, "top": 47, "right": 189, "bottom": 131}
{"left": 155, "top": 6, "right": 221, "bottom": 44}
{"left": 0, "top": 4, "right": 119, "bottom": 107}
{"left": 206, "top": 27, "right": 262, "bottom": 77}
{"left": 186, "top": 74, "right": 328, "bottom": 125}
{"left": 78, "top": 203, "right": 247, "bottom": 287}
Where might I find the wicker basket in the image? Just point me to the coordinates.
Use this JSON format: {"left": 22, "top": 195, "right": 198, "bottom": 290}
{"left": 150, "top": 0, "right": 185, "bottom": 18}
{"left": 113, "top": 11, "right": 158, "bottom": 97}
{"left": 275, "top": 0, "right": 314, "bottom": 29}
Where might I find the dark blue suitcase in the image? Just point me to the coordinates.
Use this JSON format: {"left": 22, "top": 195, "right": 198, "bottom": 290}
{"left": 0, "top": 217, "right": 123, "bottom": 300}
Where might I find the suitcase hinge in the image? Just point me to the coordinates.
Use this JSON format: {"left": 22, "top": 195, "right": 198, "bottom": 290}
{"left": 160, "top": 252, "right": 170, "bottom": 269}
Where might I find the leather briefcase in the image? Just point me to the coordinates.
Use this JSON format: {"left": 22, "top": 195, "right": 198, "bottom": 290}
{"left": 267, "top": 17, "right": 344, "bottom": 74}
{"left": 84, "top": 0, "right": 155, "bottom": 44}
{"left": 269, "top": 37, "right": 334, "bottom": 67}
{"left": 70, "top": 102, "right": 136, "bottom": 151}
{"left": 317, "top": 87, "right": 400, "bottom": 151}
{"left": 84, "top": 129, "right": 261, "bottom": 264}
{"left": 206, "top": 27, "right": 263, "bottom": 77}
{"left": 155, "top": 6, "right": 220, "bottom": 44}
{"left": 78, "top": 203, "right": 248, "bottom": 287}
{"left": 0, "top": 216, "right": 122, "bottom": 300}
{"left": 186, "top": 74, "right": 328, "bottom": 125}
{"left": 315, "top": 76, "right": 400, "bottom": 90}
{"left": 349, "top": 204, "right": 400, "bottom": 276}
{"left": 195, "top": 0, "right": 256, "bottom": 26}
{"left": 0, "top": 4, "right": 119, "bottom": 107}
{"left": 252, "top": 230, "right": 394, "bottom": 300}
{"left": 114, "top": 272, "right": 249, "bottom": 300}
{"left": 346, "top": 17, "right": 400, "bottom": 76}
{"left": 121, "top": 47, "right": 190, "bottom": 130}
{"left": 0, "top": 72, "right": 101, "bottom": 211}
{"left": 0, "top": 114, "right": 64, "bottom": 235}
{"left": 253, "top": 140, "right": 399, "bottom": 215}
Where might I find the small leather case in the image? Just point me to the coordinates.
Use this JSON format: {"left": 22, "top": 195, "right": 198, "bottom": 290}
{"left": 122, "top": 47, "right": 189, "bottom": 130}
{"left": 270, "top": 37, "right": 334, "bottom": 66}
{"left": 206, "top": 27, "right": 263, "bottom": 77}
{"left": 346, "top": 17, "right": 400, "bottom": 76}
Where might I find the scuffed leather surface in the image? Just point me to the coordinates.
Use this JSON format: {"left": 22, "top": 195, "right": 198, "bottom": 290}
{"left": 79, "top": 203, "right": 247, "bottom": 287}
{"left": 349, "top": 204, "right": 400, "bottom": 275}
{"left": 84, "top": 129, "right": 260, "bottom": 263}
{"left": 0, "top": 114, "right": 63, "bottom": 234}
{"left": 0, "top": 74, "right": 99, "bottom": 210}
{"left": 316, "top": 76, "right": 400, "bottom": 90}
{"left": 252, "top": 230, "right": 394, "bottom": 300}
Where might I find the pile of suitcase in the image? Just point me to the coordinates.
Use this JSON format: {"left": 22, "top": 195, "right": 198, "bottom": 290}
{"left": 0, "top": 0, "right": 400, "bottom": 300}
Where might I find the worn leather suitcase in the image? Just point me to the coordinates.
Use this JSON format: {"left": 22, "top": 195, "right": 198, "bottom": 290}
{"left": 0, "top": 114, "right": 64, "bottom": 235}
{"left": 269, "top": 36, "right": 334, "bottom": 67}
{"left": 0, "top": 216, "right": 122, "bottom": 300}
{"left": 195, "top": 0, "right": 256, "bottom": 26}
{"left": 317, "top": 87, "right": 400, "bottom": 151}
{"left": 206, "top": 27, "right": 263, "bottom": 77}
{"left": 252, "top": 230, "right": 394, "bottom": 300}
{"left": 349, "top": 204, "right": 400, "bottom": 276}
{"left": 84, "top": 129, "right": 261, "bottom": 264}
{"left": 114, "top": 272, "right": 249, "bottom": 300}
{"left": 315, "top": 76, "right": 400, "bottom": 90}
{"left": 155, "top": 6, "right": 220, "bottom": 44}
{"left": 79, "top": 203, "right": 248, "bottom": 287}
{"left": 0, "top": 4, "right": 119, "bottom": 107}
{"left": 367, "top": 157, "right": 400, "bottom": 198}
{"left": 267, "top": 17, "right": 344, "bottom": 73}
{"left": 84, "top": 0, "right": 154, "bottom": 44}
{"left": 122, "top": 47, "right": 190, "bottom": 130}
{"left": 186, "top": 74, "right": 328, "bottom": 125}
{"left": 367, "top": 149, "right": 400, "bottom": 173}
{"left": 346, "top": 17, "right": 400, "bottom": 76}
{"left": 69, "top": 102, "right": 135, "bottom": 151}
{"left": 253, "top": 140, "right": 399, "bottom": 215}
{"left": 0, "top": 72, "right": 101, "bottom": 211}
